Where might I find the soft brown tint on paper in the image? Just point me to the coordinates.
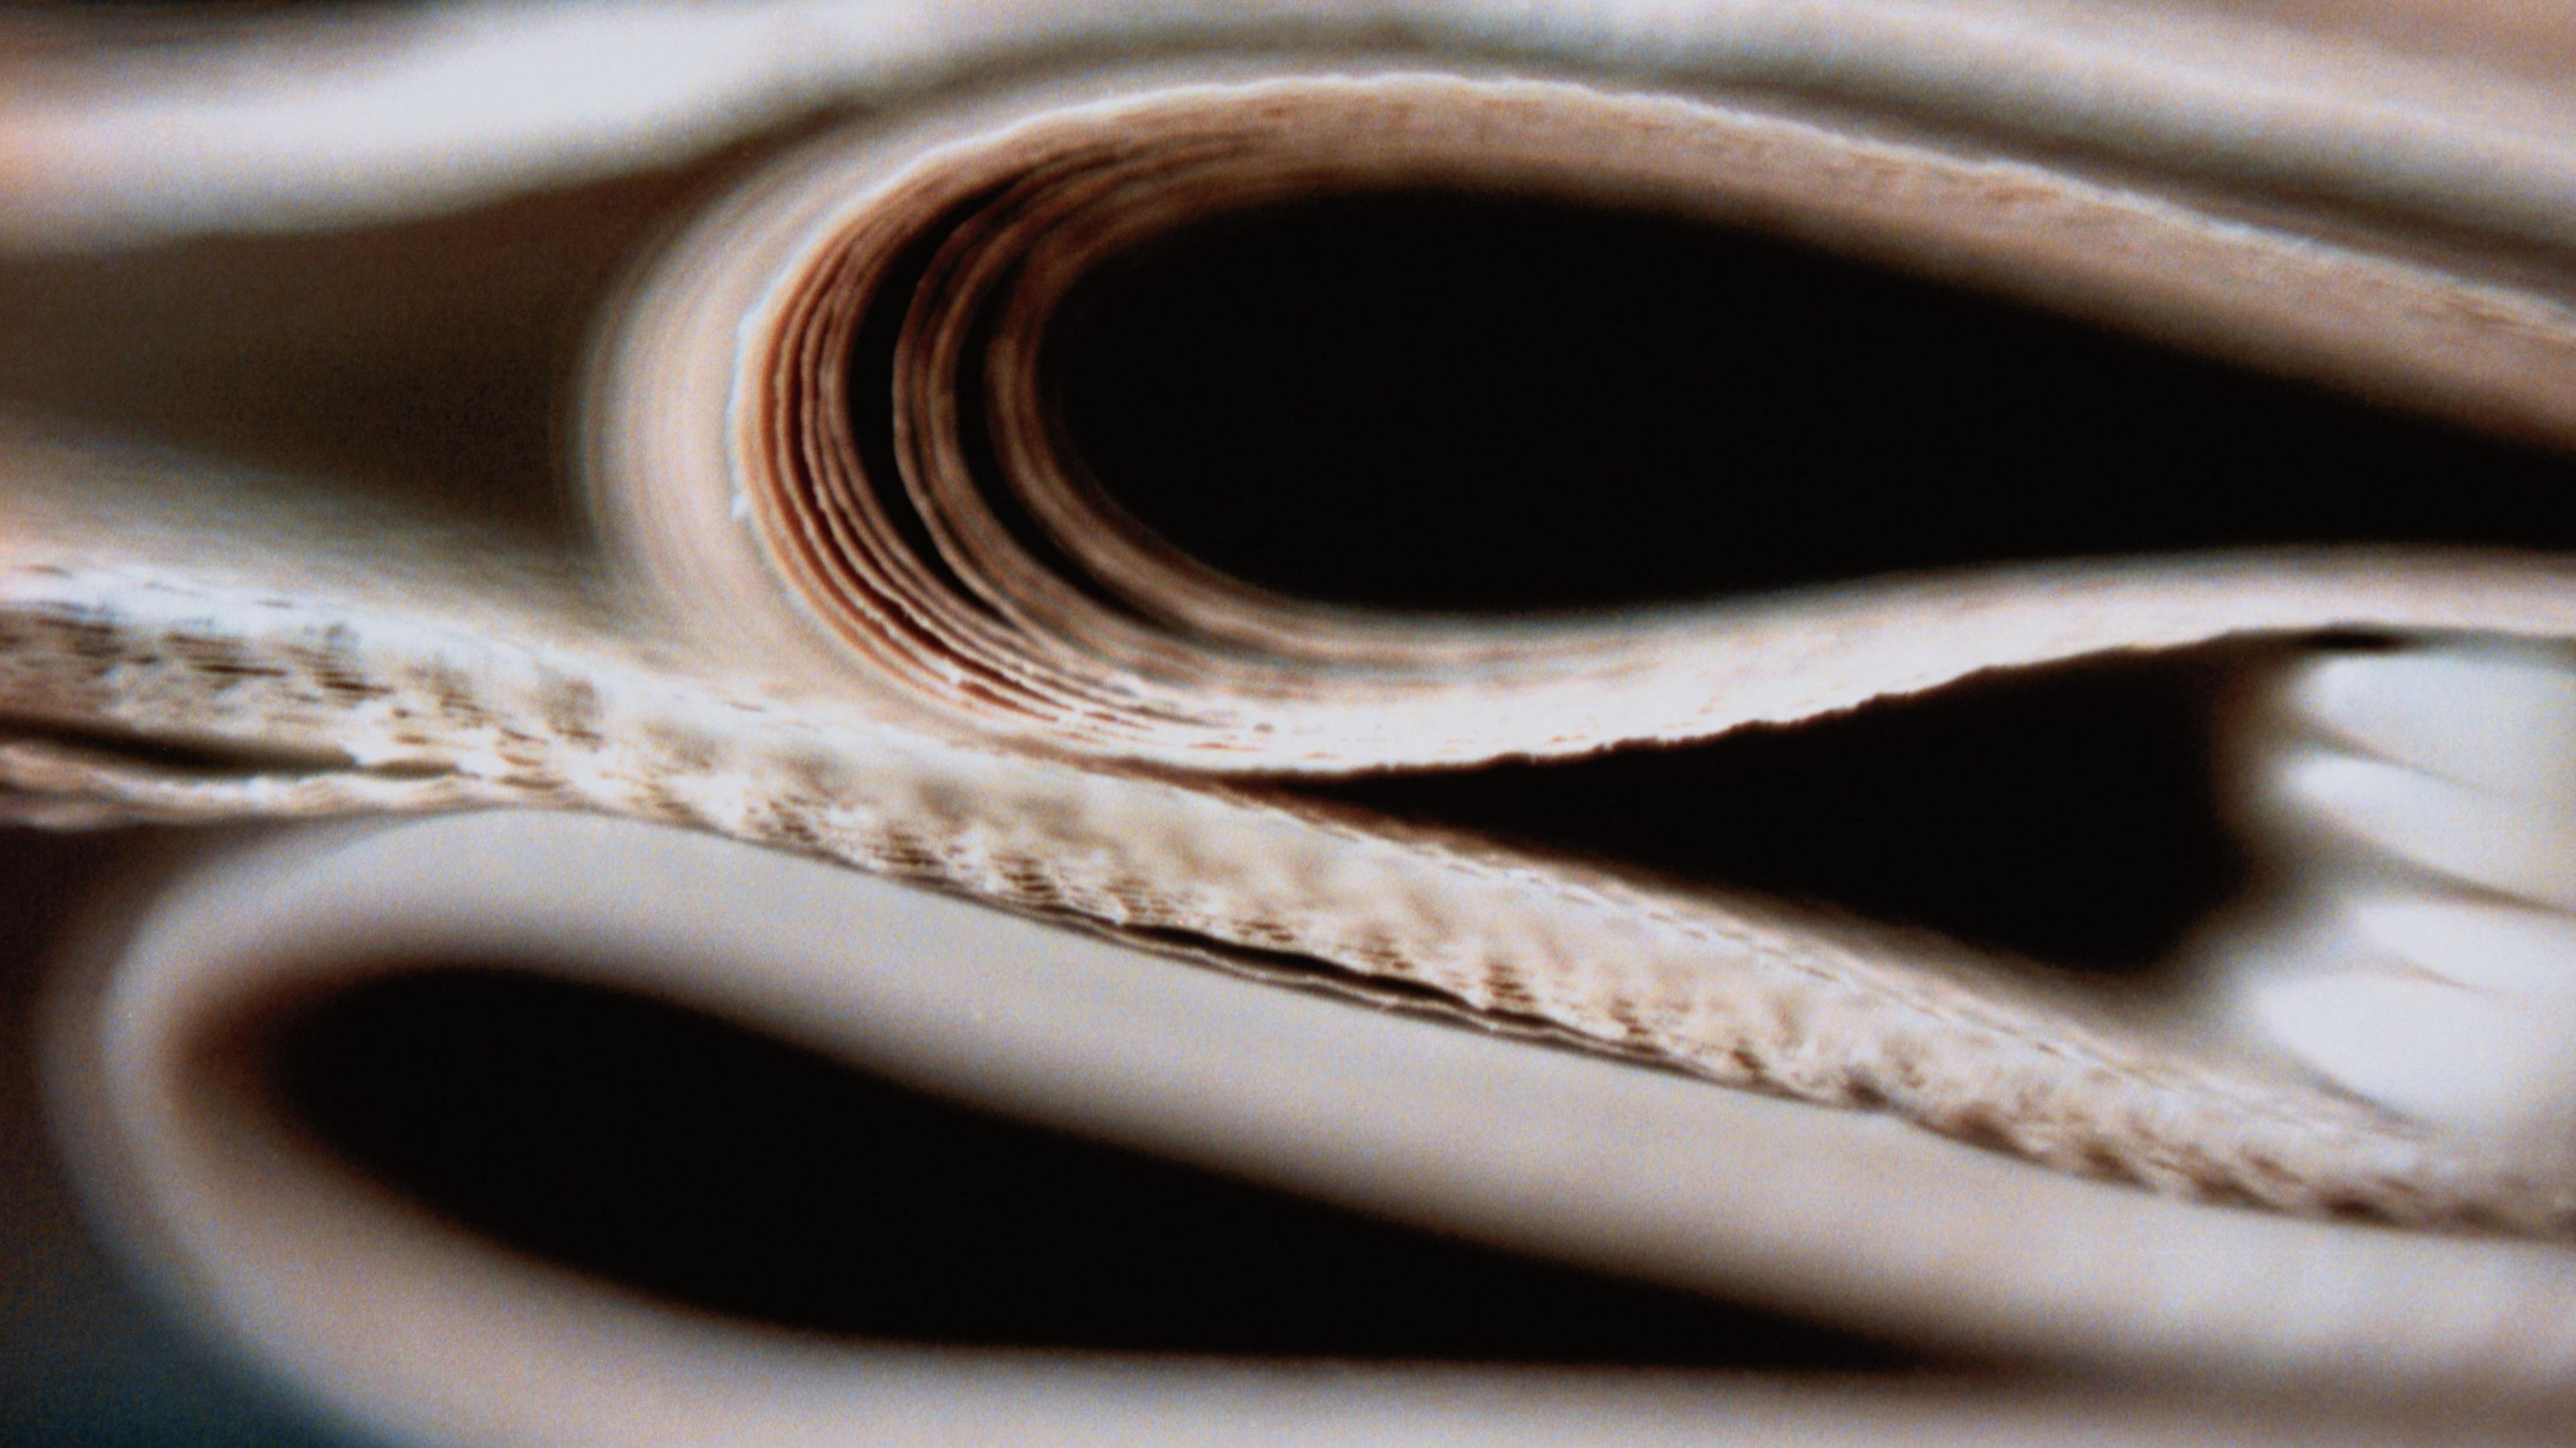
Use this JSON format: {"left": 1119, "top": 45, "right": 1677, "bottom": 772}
{"left": 12, "top": 3, "right": 2576, "bottom": 1445}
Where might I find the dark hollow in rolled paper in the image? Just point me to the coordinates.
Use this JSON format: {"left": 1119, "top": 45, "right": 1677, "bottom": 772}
{"left": 233, "top": 966, "right": 1921, "bottom": 1366}
{"left": 1048, "top": 188, "right": 2576, "bottom": 612}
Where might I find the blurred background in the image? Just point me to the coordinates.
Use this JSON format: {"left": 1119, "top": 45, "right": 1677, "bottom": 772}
{"left": 0, "top": 827, "right": 366, "bottom": 1447}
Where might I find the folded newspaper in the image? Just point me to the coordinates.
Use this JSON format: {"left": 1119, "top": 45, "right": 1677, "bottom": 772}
{"left": 9, "top": 1, "right": 2576, "bottom": 1442}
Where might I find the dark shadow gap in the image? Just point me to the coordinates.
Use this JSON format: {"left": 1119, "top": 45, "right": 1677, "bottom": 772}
{"left": 0, "top": 716, "right": 370, "bottom": 779}
{"left": 1291, "top": 644, "right": 2290, "bottom": 974}
{"left": 230, "top": 966, "right": 1914, "bottom": 1368}
{"left": 1045, "top": 187, "right": 2576, "bottom": 613}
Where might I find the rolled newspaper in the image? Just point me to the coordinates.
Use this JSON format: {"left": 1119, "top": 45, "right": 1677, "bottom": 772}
{"left": 8, "top": 1, "right": 2576, "bottom": 1438}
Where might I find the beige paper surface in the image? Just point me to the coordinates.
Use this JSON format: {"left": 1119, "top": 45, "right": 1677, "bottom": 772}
{"left": 9, "top": 2, "right": 2576, "bottom": 1440}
